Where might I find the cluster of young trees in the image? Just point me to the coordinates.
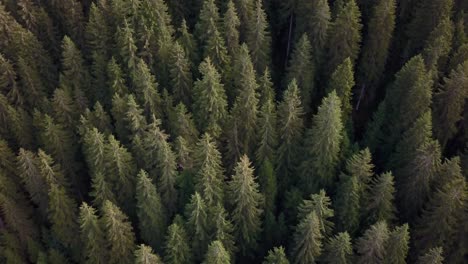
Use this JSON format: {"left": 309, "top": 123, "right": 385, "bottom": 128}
{"left": 0, "top": 0, "right": 467, "bottom": 263}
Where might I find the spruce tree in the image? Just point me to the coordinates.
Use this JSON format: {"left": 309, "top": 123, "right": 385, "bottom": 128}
{"left": 107, "top": 57, "right": 128, "bottom": 96}
{"left": 193, "top": 57, "right": 228, "bottom": 137}
{"left": 416, "top": 247, "right": 444, "bottom": 264}
{"left": 193, "top": 133, "right": 225, "bottom": 205}
{"left": 256, "top": 94, "right": 277, "bottom": 166}
{"left": 247, "top": 0, "right": 271, "bottom": 73}
{"left": 134, "top": 244, "right": 163, "bottom": 264}
{"left": 169, "top": 103, "right": 199, "bottom": 146}
{"left": 164, "top": 220, "right": 192, "bottom": 264}
{"left": 263, "top": 247, "right": 289, "bottom": 264}
{"left": 300, "top": 90, "right": 343, "bottom": 192}
{"left": 433, "top": 61, "right": 468, "bottom": 148}
{"left": 421, "top": 16, "right": 454, "bottom": 74}
{"left": 234, "top": 0, "right": 254, "bottom": 40}
{"left": 169, "top": 42, "right": 193, "bottom": 106}
{"left": 355, "top": 221, "right": 389, "bottom": 264}
{"left": 185, "top": 192, "right": 210, "bottom": 261}
{"left": 334, "top": 174, "right": 361, "bottom": 234}
{"left": 326, "top": 0, "right": 362, "bottom": 75}
{"left": 102, "top": 200, "right": 136, "bottom": 264}
{"left": 322, "top": 232, "right": 353, "bottom": 264}
{"left": 327, "top": 58, "right": 355, "bottom": 128}
{"left": 297, "top": 190, "right": 334, "bottom": 236}
{"left": 223, "top": 1, "right": 241, "bottom": 56}
{"left": 384, "top": 224, "right": 410, "bottom": 264}
{"left": 136, "top": 170, "right": 167, "bottom": 252}
{"left": 212, "top": 203, "right": 236, "bottom": 257}
{"left": 292, "top": 211, "right": 323, "bottom": 264}
{"left": 286, "top": 34, "right": 314, "bottom": 113}
{"left": 116, "top": 19, "right": 138, "bottom": 73}
{"left": 79, "top": 202, "right": 107, "bottom": 264}
{"left": 131, "top": 58, "right": 162, "bottom": 118}
{"left": 202, "top": 240, "right": 231, "bottom": 264}
{"left": 276, "top": 79, "right": 304, "bottom": 184}
{"left": 177, "top": 19, "right": 198, "bottom": 69}
{"left": 228, "top": 155, "right": 264, "bottom": 254}
{"left": 195, "top": 0, "right": 220, "bottom": 47}
{"left": 364, "top": 172, "right": 396, "bottom": 224}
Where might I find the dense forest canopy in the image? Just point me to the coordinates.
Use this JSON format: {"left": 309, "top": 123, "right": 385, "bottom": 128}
{"left": 0, "top": 0, "right": 467, "bottom": 263}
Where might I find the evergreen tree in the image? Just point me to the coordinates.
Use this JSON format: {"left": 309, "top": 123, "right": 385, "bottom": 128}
{"left": 358, "top": 0, "right": 396, "bottom": 95}
{"left": 364, "top": 172, "right": 396, "bottom": 224}
{"left": 421, "top": 17, "right": 454, "bottom": 74}
{"left": 134, "top": 244, "right": 163, "bottom": 264}
{"left": 292, "top": 211, "right": 323, "bottom": 264}
{"left": 228, "top": 155, "right": 264, "bottom": 254}
{"left": 212, "top": 203, "right": 236, "bottom": 257}
{"left": 107, "top": 57, "right": 128, "bottom": 96}
{"left": 326, "top": 0, "right": 362, "bottom": 75}
{"left": 102, "top": 200, "right": 136, "bottom": 264}
{"left": 177, "top": 19, "right": 198, "bottom": 69}
{"left": 433, "top": 61, "right": 468, "bottom": 148}
{"left": 136, "top": 170, "right": 167, "bottom": 252}
{"left": 234, "top": 0, "right": 254, "bottom": 40}
{"left": 384, "top": 224, "right": 410, "bottom": 264}
{"left": 416, "top": 247, "right": 444, "bottom": 264}
{"left": 286, "top": 34, "right": 314, "bottom": 113}
{"left": 256, "top": 94, "right": 277, "bottom": 166}
{"left": 300, "top": 90, "right": 343, "bottom": 191}
{"left": 164, "top": 220, "right": 192, "bottom": 264}
{"left": 169, "top": 42, "right": 193, "bottom": 106}
{"left": 193, "top": 57, "right": 228, "bottom": 137}
{"left": 202, "top": 240, "right": 231, "bottom": 264}
{"left": 79, "top": 202, "right": 107, "bottom": 264}
{"left": 223, "top": 1, "right": 241, "bottom": 56}
{"left": 131, "top": 59, "right": 162, "bottom": 118}
{"left": 169, "top": 103, "right": 199, "bottom": 146}
{"left": 195, "top": 0, "right": 220, "bottom": 47}
{"left": 297, "top": 190, "right": 334, "bottom": 237}
{"left": 193, "top": 133, "right": 225, "bottom": 205}
{"left": 247, "top": 0, "right": 271, "bottom": 73}
{"left": 276, "top": 79, "right": 304, "bottom": 183}
{"left": 322, "top": 232, "right": 353, "bottom": 264}
{"left": 327, "top": 58, "right": 355, "bottom": 127}
{"left": 355, "top": 221, "right": 389, "bottom": 264}
{"left": 116, "top": 19, "right": 138, "bottom": 73}
{"left": 185, "top": 192, "right": 210, "bottom": 261}
{"left": 334, "top": 174, "right": 360, "bottom": 234}
{"left": 263, "top": 247, "right": 289, "bottom": 264}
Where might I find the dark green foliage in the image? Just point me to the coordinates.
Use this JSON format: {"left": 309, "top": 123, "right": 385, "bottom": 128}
{"left": 134, "top": 244, "right": 163, "bottom": 264}
{"left": 185, "top": 192, "right": 210, "bottom": 260}
{"left": 297, "top": 190, "right": 334, "bottom": 237}
{"left": 202, "top": 240, "right": 231, "bottom": 264}
{"left": 364, "top": 172, "right": 396, "bottom": 224}
{"left": 79, "top": 202, "right": 107, "bottom": 264}
{"left": 212, "top": 203, "right": 236, "bottom": 256}
{"left": 169, "top": 42, "right": 193, "bottom": 106}
{"left": 263, "top": 247, "right": 289, "bottom": 264}
{"left": 355, "top": 221, "right": 389, "bottom": 264}
{"left": 384, "top": 224, "right": 410, "bottom": 264}
{"left": 247, "top": 0, "right": 271, "bottom": 73}
{"left": 164, "top": 220, "right": 192, "bottom": 264}
{"left": 322, "top": 232, "right": 353, "bottom": 264}
{"left": 223, "top": 1, "right": 241, "bottom": 56}
{"left": 327, "top": 58, "right": 355, "bottom": 127}
{"left": 416, "top": 247, "right": 444, "bottom": 264}
{"left": 292, "top": 211, "right": 323, "bottom": 264}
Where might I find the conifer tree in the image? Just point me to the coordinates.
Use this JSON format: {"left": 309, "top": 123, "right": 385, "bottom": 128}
{"left": 300, "top": 90, "right": 343, "bottom": 191}
{"left": 136, "top": 170, "right": 167, "bottom": 252}
{"left": 286, "top": 34, "right": 314, "bottom": 113}
{"left": 131, "top": 59, "right": 162, "bottom": 118}
{"left": 358, "top": 0, "right": 396, "bottom": 95}
{"left": 185, "top": 192, "right": 210, "bottom": 261}
{"left": 202, "top": 240, "right": 231, "bottom": 264}
{"left": 292, "top": 211, "right": 323, "bottom": 264}
{"left": 327, "top": 58, "right": 355, "bottom": 127}
{"left": 195, "top": 0, "right": 220, "bottom": 47}
{"left": 164, "top": 220, "right": 192, "bottom": 264}
{"left": 256, "top": 94, "right": 277, "bottom": 166}
{"left": 102, "top": 200, "right": 136, "bottom": 264}
{"left": 135, "top": 244, "right": 163, "bottom": 264}
{"left": 169, "top": 103, "right": 199, "bottom": 145}
{"left": 234, "top": 0, "right": 254, "bottom": 40}
{"left": 177, "top": 19, "right": 198, "bottom": 69}
{"left": 116, "top": 19, "right": 138, "bottom": 73}
{"left": 228, "top": 155, "right": 264, "bottom": 253}
{"left": 263, "top": 247, "right": 289, "bottom": 264}
{"left": 276, "top": 79, "right": 304, "bottom": 183}
{"left": 416, "top": 247, "right": 444, "bottom": 264}
{"left": 90, "top": 172, "right": 117, "bottom": 209}
{"left": 204, "top": 19, "right": 231, "bottom": 77}
{"left": 421, "top": 16, "right": 454, "bottom": 74}
{"left": 169, "top": 42, "right": 193, "bottom": 106}
{"left": 433, "top": 61, "right": 468, "bottom": 148}
{"left": 364, "top": 172, "right": 396, "bottom": 224}
{"left": 326, "top": 0, "right": 362, "bottom": 75}
{"left": 384, "top": 224, "right": 410, "bottom": 264}
{"left": 334, "top": 175, "right": 360, "bottom": 234}
{"left": 298, "top": 190, "right": 334, "bottom": 236}
{"left": 212, "top": 203, "right": 236, "bottom": 256}
{"left": 322, "top": 232, "right": 353, "bottom": 264}
{"left": 193, "top": 133, "right": 225, "bottom": 205}
{"left": 247, "top": 0, "right": 271, "bottom": 73}
{"left": 355, "top": 221, "right": 389, "bottom": 264}
{"left": 193, "top": 57, "right": 228, "bottom": 137}
{"left": 79, "top": 202, "right": 107, "bottom": 264}
{"left": 107, "top": 57, "right": 128, "bottom": 96}
{"left": 223, "top": 1, "right": 241, "bottom": 56}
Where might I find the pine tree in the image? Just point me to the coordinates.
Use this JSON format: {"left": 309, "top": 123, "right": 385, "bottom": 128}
{"left": 212, "top": 203, "right": 236, "bottom": 256}
{"left": 292, "top": 211, "right": 323, "bottom": 264}
{"left": 433, "top": 61, "right": 468, "bottom": 148}
{"left": 286, "top": 34, "right": 314, "bottom": 113}
{"left": 185, "top": 192, "right": 210, "bottom": 261}
{"left": 327, "top": 58, "right": 355, "bottom": 127}
{"left": 355, "top": 221, "right": 389, "bottom": 264}
{"left": 297, "top": 190, "right": 334, "bottom": 236}
{"left": 416, "top": 247, "right": 444, "bottom": 264}
{"left": 223, "top": 1, "right": 240, "bottom": 56}
{"left": 134, "top": 244, "right": 163, "bottom": 264}
{"left": 228, "top": 155, "right": 264, "bottom": 254}
{"left": 276, "top": 79, "right": 304, "bottom": 183}
{"left": 79, "top": 202, "right": 107, "bottom": 264}
{"left": 136, "top": 170, "right": 167, "bottom": 252}
{"left": 358, "top": 0, "right": 396, "bottom": 94}
{"left": 193, "top": 133, "right": 225, "bottom": 205}
{"left": 384, "top": 224, "right": 410, "bottom": 264}
{"left": 322, "top": 232, "right": 353, "bottom": 264}
{"left": 334, "top": 174, "right": 360, "bottom": 234}
{"left": 164, "top": 220, "right": 192, "bottom": 264}
{"left": 193, "top": 57, "right": 228, "bottom": 137}
{"left": 247, "top": 0, "right": 271, "bottom": 73}
{"left": 102, "top": 200, "right": 136, "bottom": 264}
{"left": 263, "top": 247, "right": 289, "bottom": 264}
{"left": 300, "top": 90, "right": 343, "bottom": 191}
{"left": 364, "top": 172, "right": 396, "bottom": 224}
{"left": 202, "top": 240, "right": 231, "bottom": 264}
{"left": 326, "top": 0, "right": 362, "bottom": 75}
{"left": 169, "top": 42, "right": 193, "bottom": 106}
